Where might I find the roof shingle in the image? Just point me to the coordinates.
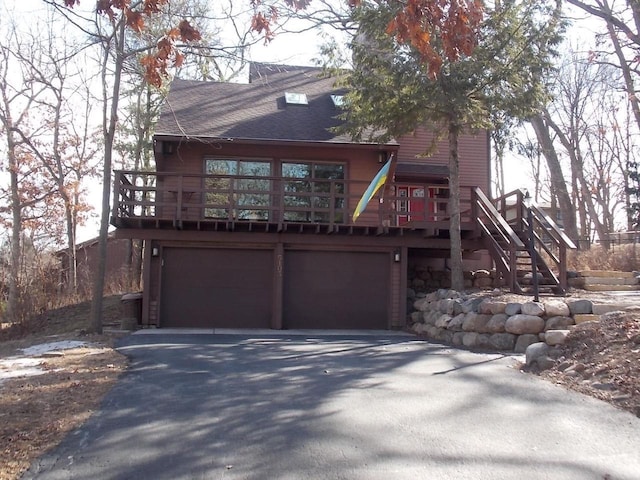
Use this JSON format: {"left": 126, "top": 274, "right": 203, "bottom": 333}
{"left": 156, "top": 63, "right": 365, "bottom": 144}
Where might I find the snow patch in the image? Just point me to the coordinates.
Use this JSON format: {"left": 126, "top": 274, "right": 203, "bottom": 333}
{"left": 0, "top": 340, "right": 90, "bottom": 385}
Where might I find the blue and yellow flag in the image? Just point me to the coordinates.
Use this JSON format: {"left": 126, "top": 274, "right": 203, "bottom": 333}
{"left": 352, "top": 156, "right": 393, "bottom": 222}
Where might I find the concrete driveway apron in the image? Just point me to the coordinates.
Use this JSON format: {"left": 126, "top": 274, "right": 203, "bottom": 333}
{"left": 24, "top": 331, "right": 640, "bottom": 480}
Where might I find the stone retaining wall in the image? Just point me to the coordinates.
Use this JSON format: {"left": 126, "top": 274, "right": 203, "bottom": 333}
{"left": 409, "top": 289, "right": 597, "bottom": 352}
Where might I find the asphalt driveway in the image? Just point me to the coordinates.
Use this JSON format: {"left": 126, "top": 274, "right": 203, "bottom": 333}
{"left": 24, "top": 332, "right": 640, "bottom": 480}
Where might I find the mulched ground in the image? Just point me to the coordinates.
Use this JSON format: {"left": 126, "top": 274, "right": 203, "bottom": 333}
{"left": 537, "top": 311, "right": 640, "bottom": 418}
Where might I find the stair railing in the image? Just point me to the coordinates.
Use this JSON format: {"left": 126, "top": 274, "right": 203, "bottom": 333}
{"left": 523, "top": 202, "right": 577, "bottom": 292}
{"left": 493, "top": 189, "right": 577, "bottom": 293}
{"left": 471, "top": 188, "right": 525, "bottom": 291}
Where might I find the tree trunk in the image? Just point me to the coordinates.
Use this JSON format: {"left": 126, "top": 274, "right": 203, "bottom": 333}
{"left": 529, "top": 114, "right": 580, "bottom": 244}
{"left": 6, "top": 129, "right": 21, "bottom": 323}
{"left": 448, "top": 122, "right": 464, "bottom": 292}
{"left": 89, "top": 19, "right": 126, "bottom": 334}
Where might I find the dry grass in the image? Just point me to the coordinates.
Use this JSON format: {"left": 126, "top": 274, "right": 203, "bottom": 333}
{"left": 0, "top": 295, "right": 128, "bottom": 480}
{"left": 567, "top": 243, "right": 640, "bottom": 272}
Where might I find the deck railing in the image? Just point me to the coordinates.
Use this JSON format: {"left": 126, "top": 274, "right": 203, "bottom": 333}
{"left": 111, "top": 170, "right": 476, "bottom": 231}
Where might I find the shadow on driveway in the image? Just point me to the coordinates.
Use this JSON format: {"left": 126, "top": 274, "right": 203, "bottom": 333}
{"left": 24, "top": 332, "right": 640, "bottom": 480}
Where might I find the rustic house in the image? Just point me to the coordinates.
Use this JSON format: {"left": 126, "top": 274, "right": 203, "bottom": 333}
{"left": 111, "top": 63, "right": 573, "bottom": 329}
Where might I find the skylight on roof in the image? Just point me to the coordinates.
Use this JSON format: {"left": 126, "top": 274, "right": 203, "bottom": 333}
{"left": 331, "top": 95, "right": 345, "bottom": 107}
{"left": 285, "top": 92, "right": 308, "bottom": 105}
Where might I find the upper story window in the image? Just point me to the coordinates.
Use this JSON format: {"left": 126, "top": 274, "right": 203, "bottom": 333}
{"left": 204, "top": 158, "right": 272, "bottom": 220}
{"left": 282, "top": 161, "right": 345, "bottom": 223}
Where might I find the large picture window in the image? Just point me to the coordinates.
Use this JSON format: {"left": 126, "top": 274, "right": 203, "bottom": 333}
{"left": 204, "top": 158, "right": 272, "bottom": 220}
{"left": 282, "top": 161, "right": 345, "bottom": 223}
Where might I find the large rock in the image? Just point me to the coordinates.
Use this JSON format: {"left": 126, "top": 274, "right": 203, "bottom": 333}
{"left": 462, "top": 312, "right": 492, "bottom": 332}
{"left": 505, "top": 302, "right": 522, "bottom": 316}
{"left": 409, "top": 311, "right": 423, "bottom": 324}
{"left": 448, "top": 313, "right": 466, "bottom": 331}
{"left": 476, "top": 334, "right": 492, "bottom": 350}
{"left": 545, "top": 330, "right": 570, "bottom": 346}
{"left": 545, "top": 316, "right": 574, "bottom": 331}
{"left": 525, "top": 342, "right": 552, "bottom": 368}
{"left": 489, "top": 333, "right": 517, "bottom": 351}
{"left": 462, "top": 297, "right": 484, "bottom": 314}
{"left": 462, "top": 332, "right": 480, "bottom": 348}
{"left": 413, "top": 297, "right": 432, "bottom": 311}
{"left": 486, "top": 313, "right": 508, "bottom": 333}
{"left": 423, "top": 310, "right": 438, "bottom": 326}
{"left": 452, "top": 332, "right": 465, "bottom": 346}
{"left": 489, "top": 301, "right": 507, "bottom": 315}
{"left": 521, "top": 302, "right": 545, "bottom": 316}
{"left": 515, "top": 334, "right": 541, "bottom": 353}
{"left": 477, "top": 298, "right": 494, "bottom": 314}
{"left": 435, "top": 314, "right": 453, "bottom": 328}
{"left": 413, "top": 323, "right": 426, "bottom": 334}
{"left": 505, "top": 314, "right": 546, "bottom": 334}
{"left": 450, "top": 300, "right": 464, "bottom": 316}
{"left": 567, "top": 299, "right": 593, "bottom": 315}
{"left": 544, "top": 300, "right": 570, "bottom": 317}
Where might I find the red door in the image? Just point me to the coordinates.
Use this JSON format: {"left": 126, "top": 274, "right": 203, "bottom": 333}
{"left": 398, "top": 186, "right": 437, "bottom": 224}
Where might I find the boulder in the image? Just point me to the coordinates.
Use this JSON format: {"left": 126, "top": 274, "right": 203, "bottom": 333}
{"left": 462, "top": 332, "right": 480, "bottom": 348}
{"left": 452, "top": 332, "right": 465, "bottom": 346}
{"left": 521, "top": 302, "right": 545, "bottom": 316}
{"left": 448, "top": 313, "right": 466, "bottom": 331}
{"left": 525, "top": 342, "right": 554, "bottom": 370}
{"left": 489, "top": 333, "right": 517, "bottom": 351}
{"left": 486, "top": 313, "right": 508, "bottom": 333}
{"left": 489, "top": 301, "right": 507, "bottom": 315}
{"left": 505, "top": 314, "right": 546, "bottom": 334}
{"left": 462, "top": 298, "right": 483, "bottom": 313}
{"left": 544, "top": 300, "right": 570, "bottom": 317}
{"left": 545, "top": 316, "right": 574, "bottom": 331}
{"left": 413, "top": 323, "right": 425, "bottom": 334}
{"left": 462, "top": 312, "right": 492, "bottom": 332}
{"left": 476, "top": 334, "right": 492, "bottom": 350}
{"left": 515, "top": 334, "right": 542, "bottom": 353}
{"left": 505, "top": 302, "right": 522, "bottom": 316}
{"left": 567, "top": 299, "right": 593, "bottom": 315}
{"left": 413, "top": 297, "right": 432, "bottom": 311}
{"left": 409, "top": 311, "right": 423, "bottom": 324}
{"left": 435, "top": 314, "right": 453, "bottom": 329}
{"left": 477, "top": 298, "right": 494, "bottom": 314}
{"left": 545, "top": 330, "right": 570, "bottom": 346}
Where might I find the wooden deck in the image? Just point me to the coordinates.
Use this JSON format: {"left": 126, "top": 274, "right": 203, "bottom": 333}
{"left": 111, "top": 170, "right": 478, "bottom": 236}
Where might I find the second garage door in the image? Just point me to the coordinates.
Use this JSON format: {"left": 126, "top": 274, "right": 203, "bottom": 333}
{"left": 283, "top": 250, "right": 390, "bottom": 329}
{"left": 160, "top": 248, "right": 273, "bottom": 328}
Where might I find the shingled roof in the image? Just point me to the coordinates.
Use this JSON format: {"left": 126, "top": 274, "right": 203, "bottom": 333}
{"left": 155, "top": 63, "right": 372, "bottom": 144}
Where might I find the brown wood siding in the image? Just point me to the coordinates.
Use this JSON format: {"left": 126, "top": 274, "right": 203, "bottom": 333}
{"left": 160, "top": 247, "right": 273, "bottom": 328}
{"left": 283, "top": 250, "right": 389, "bottom": 329}
{"left": 397, "top": 127, "right": 490, "bottom": 192}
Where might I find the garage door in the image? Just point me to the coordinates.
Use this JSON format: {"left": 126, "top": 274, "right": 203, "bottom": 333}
{"left": 160, "top": 248, "right": 272, "bottom": 328}
{"left": 284, "top": 251, "right": 389, "bottom": 329}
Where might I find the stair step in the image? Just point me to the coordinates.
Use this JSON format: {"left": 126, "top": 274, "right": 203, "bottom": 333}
{"left": 579, "top": 270, "right": 636, "bottom": 278}
{"left": 582, "top": 276, "right": 638, "bottom": 286}
{"left": 583, "top": 284, "right": 640, "bottom": 292}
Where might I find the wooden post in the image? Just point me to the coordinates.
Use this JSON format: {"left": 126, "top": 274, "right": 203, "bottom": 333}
{"left": 272, "top": 243, "right": 284, "bottom": 330}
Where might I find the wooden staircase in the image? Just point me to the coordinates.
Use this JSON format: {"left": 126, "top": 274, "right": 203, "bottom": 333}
{"left": 472, "top": 188, "right": 577, "bottom": 295}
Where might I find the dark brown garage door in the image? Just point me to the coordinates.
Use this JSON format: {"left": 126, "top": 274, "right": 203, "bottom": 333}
{"left": 160, "top": 248, "right": 272, "bottom": 328}
{"left": 284, "top": 251, "right": 389, "bottom": 329}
